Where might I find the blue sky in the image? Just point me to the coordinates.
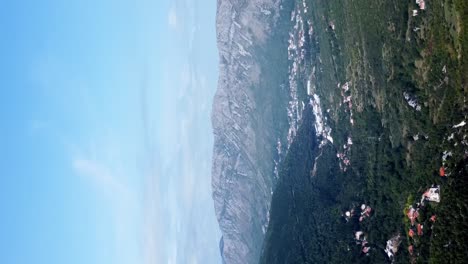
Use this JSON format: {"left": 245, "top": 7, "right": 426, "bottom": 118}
{"left": 0, "top": 0, "right": 221, "bottom": 263}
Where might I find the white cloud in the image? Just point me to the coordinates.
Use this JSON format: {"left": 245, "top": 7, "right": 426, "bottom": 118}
{"left": 179, "top": 62, "right": 191, "bottom": 99}
{"left": 142, "top": 168, "right": 164, "bottom": 264}
{"left": 72, "top": 153, "right": 142, "bottom": 264}
{"left": 188, "top": 25, "right": 198, "bottom": 51}
{"left": 168, "top": 7, "right": 177, "bottom": 29}
{"left": 73, "top": 158, "right": 126, "bottom": 195}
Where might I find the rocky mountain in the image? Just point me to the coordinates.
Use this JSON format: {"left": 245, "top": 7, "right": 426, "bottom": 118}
{"left": 211, "top": 0, "right": 286, "bottom": 263}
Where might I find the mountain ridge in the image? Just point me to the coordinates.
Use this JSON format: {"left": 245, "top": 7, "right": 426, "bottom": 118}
{"left": 211, "top": 0, "right": 285, "bottom": 263}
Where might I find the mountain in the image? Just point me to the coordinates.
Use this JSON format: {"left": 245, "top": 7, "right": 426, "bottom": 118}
{"left": 211, "top": 0, "right": 290, "bottom": 263}
{"left": 214, "top": 0, "right": 467, "bottom": 262}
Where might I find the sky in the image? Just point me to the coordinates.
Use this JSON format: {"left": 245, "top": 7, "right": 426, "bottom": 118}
{"left": 0, "top": 0, "right": 221, "bottom": 263}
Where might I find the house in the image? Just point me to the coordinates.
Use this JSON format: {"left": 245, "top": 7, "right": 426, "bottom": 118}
{"left": 453, "top": 120, "right": 466, "bottom": 128}
{"left": 384, "top": 235, "right": 401, "bottom": 259}
{"left": 409, "top": 229, "right": 415, "bottom": 238}
{"left": 423, "top": 185, "right": 441, "bottom": 203}
{"left": 343, "top": 158, "right": 350, "bottom": 166}
{"left": 439, "top": 167, "right": 446, "bottom": 177}
{"left": 364, "top": 206, "right": 372, "bottom": 217}
{"left": 416, "top": 0, "right": 426, "bottom": 10}
{"left": 430, "top": 215, "right": 437, "bottom": 222}
{"left": 341, "top": 82, "right": 350, "bottom": 92}
{"left": 407, "top": 207, "right": 419, "bottom": 225}
{"left": 362, "top": 246, "right": 370, "bottom": 254}
{"left": 413, "top": 9, "right": 418, "bottom": 16}
{"left": 417, "top": 224, "right": 423, "bottom": 236}
{"left": 355, "top": 231, "right": 364, "bottom": 241}
{"left": 343, "top": 211, "right": 351, "bottom": 222}
{"left": 358, "top": 204, "right": 373, "bottom": 221}
{"left": 408, "top": 245, "right": 414, "bottom": 255}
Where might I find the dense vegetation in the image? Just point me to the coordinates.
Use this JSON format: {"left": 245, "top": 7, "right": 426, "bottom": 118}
{"left": 261, "top": 0, "right": 467, "bottom": 263}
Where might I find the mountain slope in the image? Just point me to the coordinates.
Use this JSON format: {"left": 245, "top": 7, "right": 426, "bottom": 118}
{"left": 211, "top": 0, "right": 289, "bottom": 263}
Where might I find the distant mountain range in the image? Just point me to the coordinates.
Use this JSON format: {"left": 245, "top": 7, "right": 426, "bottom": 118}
{"left": 211, "top": 0, "right": 290, "bottom": 263}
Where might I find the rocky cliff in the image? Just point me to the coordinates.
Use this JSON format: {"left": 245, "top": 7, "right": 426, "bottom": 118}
{"left": 211, "top": 0, "right": 284, "bottom": 263}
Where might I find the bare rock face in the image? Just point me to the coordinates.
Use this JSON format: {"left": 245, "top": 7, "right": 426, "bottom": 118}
{"left": 212, "top": 0, "right": 283, "bottom": 263}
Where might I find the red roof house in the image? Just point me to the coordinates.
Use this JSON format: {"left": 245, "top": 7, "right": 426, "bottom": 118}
{"left": 430, "top": 215, "right": 437, "bottom": 222}
{"left": 362, "top": 246, "right": 370, "bottom": 254}
{"left": 417, "top": 224, "right": 423, "bottom": 236}
{"left": 365, "top": 206, "right": 372, "bottom": 216}
{"left": 420, "top": 1, "right": 425, "bottom": 10}
{"left": 407, "top": 208, "right": 414, "bottom": 220}
{"left": 439, "top": 167, "right": 445, "bottom": 177}
{"left": 409, "top": 229, "right": 415, "bottom": 238}
{"left": 408, "top": 245, "right": 414, "bottom": 255}
{"left": 407, "top": 207, "right": 419, "bottom": 225}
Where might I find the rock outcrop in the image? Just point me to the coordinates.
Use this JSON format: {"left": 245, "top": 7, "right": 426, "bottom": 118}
{"left": 211, "top": 0, "right": 284, "bottom": 263}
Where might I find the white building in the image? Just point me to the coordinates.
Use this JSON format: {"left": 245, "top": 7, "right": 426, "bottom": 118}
{"left": 423, "top": 186, "right": 440, "bottom": 203}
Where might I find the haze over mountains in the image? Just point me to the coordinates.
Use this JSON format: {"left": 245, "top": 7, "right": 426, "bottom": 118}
{"left": 211, "top": 0, "right": 289, "bottom": 263}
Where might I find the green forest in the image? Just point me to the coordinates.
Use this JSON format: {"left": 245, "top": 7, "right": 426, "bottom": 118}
{"left": 261, "top": 0, "right": 467, "bottom": 263}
